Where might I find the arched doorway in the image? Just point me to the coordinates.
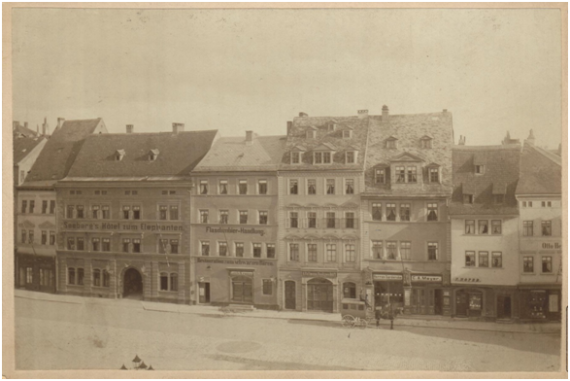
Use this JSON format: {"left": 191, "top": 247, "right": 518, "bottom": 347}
{"left": 307, "top": 278, "right": 333, "bottom": 312}
{"left": 123, "top": 268, "right": 143, "bottom": 298}
{"left": 231, "top": 275, "right": 253, "bottom": 304}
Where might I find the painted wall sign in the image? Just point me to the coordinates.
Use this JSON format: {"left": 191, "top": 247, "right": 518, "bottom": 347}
{"left": 454, "top": 277, "right": 481, "bottom": 283}
{"left": 62, "top": 221, "right": 183, "bottom": 232}
{"left": 197, "top": 257, "right": 274, "bottom": 266}
{"left": 373, "top": 274, "right": 403, "bottom": 281}
{"left": 301, "top": 271, "right": 337, "bottom": 278}
{"left": 206, "top": 226, "right": 266, "bottom": 236}
{"left": 542, "top": 242, "right": 562, "bottom": 249}
{"left": 229, "top": 271, "right": 254, "bottom": 277}
{"left": 411, "top": 275, "right": 442, "bottom": 282}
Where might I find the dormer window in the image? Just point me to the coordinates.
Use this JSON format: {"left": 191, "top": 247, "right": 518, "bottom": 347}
{"left": 375, "top": 167, "right": 386, "bottom": 184}
{"left": 314, "top": 152, "right": 322, "bottom": 164}
{"left": 346, "top": 151, "right": 356, "bottom": 164}
{"left": 463, "top": 194, "right": 474, "bottom": 204}
{"left": 420, "top": 136, "right": 433, "bottom": 149}
{"left": 327, "top": 122, "right": 336, "bottom": 132}
{"left": 426, "top": 163, "right": 441, "bottom": 183}
{"left": 343, "top": 129, "right": 353, "bottom": 139}
{"left": 323, "top": 152, "right": 332, "bottom": 164}
{"left": 386, "top": 136, "right": 398, "bottom": 149}
{"left": 306, "top": 127, "right": 317, "bottom": 139}
{"left": 115, "top": 149, "right": 125, "bottom": 161}
{"left": 291, "top": 152, "right": 301, "bottom": 164}
{"left": 312, "top": 143, "right": 336, "bottom": 165}
{"left": 475, "top": 165, "right": 485, "bottom": 174}
{"left": 149, "top": 149, "right": 159, "bottom": 161}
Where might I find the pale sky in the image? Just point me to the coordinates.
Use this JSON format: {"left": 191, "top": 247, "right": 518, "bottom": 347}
{"left": 12, "top": 8, "right": 562, "bottom": 148}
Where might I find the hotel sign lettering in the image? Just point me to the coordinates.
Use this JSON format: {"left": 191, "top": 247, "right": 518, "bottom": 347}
{"left": 206, "top": 226, "right": 266, "bottom": 236}
{"left": 454, "top": 277, "right": 481, "bottom": 283}
{"left": 229, "top": 271, "right": 254, "bottom": 277}
{"left": 301, "top": 271, "right": 337, "bottom": 279}
{"left": 62, "top": 221, "right": 183, "bottom": 232}
{"left": 373, "top": 274, "right": 403, "bottom": 281}
{"left": 197, "top": 257, "right": 274, "bottom": 266}
{"left": 411, "top": 275, "right": 442, "bottom": 282}
{"left": 542, "top": 242, "right": 561, "bottom": 249}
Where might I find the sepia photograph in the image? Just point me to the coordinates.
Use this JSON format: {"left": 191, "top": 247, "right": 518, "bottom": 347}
{"left": 3, "top": 3, "right": 567, "bottom": 378}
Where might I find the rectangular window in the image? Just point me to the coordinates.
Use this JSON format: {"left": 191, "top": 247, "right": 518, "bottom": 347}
{"left": 102, "top": 205, "right": 110, "bottom": 219}
{"left": 478, "top": 251, "right": 489, "bottom": 267}
{"left": 291, "top": 151, "right": 300, "bottom": 164}
{"left": 77, "top": 268, "right": 84, "bottom": 285}
{"left": 372, "top": 203, "right": 382, "bottom": 221}
{"left": 308, "top": 212, "right": 317, "bottom": 228}
{"left": 29, "top": 200, "right": 35, "bottom": 214}
{"left": 258, "top": 180, "right": 268, "bottom": 195}
{"left": 200, "top": 210, "right": 209, "bottom": 224}
{"left": 238, "top": 180, "right": 248, "bottom": 195}
{"left": 160, "top": 273, "right": 168, "bottom": 291}
{"left": 541, "top": 220, "right": 552, "bottom": 236}
{"left": 491, "top": 220, "right": 502, "bottom": 234}
{"left": 400, "top": 204, "right": 410, "bottom": 221}
{"left": 49, "top": 231, "right": 56, "bottom": 246}
{"left": 133, "top": 206, "right": 141, "bottom": 220}
{"left": 219, "top": 241, "right": 228, "bottom": 256}
{"left": 290, "top": 179, "right": 298, "bottom": 195}
{"left": 326, "top": 244, "right": 337, "bottom": 262}
{"left": 542, "top": 256, "right": 553, "bottom": 273}
{"left": 528, "top": 201, "right": 533, "bottom": 207}
{"left": 67, "top": 237, "right": 76, "bottom": 250}
{"left": 465, "top": 251, "right": 476, "bottom": 267}
{"left": 345, "top": 212, "right": 355, "bottom": 229}
{"left": 465, "top": 220, "right": 475, "bottom": 234}
{"left": 386, "top": 203, "right": 396, "bottom": 221}
{"left": 68, "top": 268, "right": 76, "bottom": 285}
{"left": 219, "top": 180, "right": 228, "bottom": 195}
{"left": 345, "top": 179, "right": 354, "bottom": 194}
{"left": 400, "top": 241, "right": 411, "bottom": 260}
{"left": 253, "top": 243, "right": 262, "bottom": 258}
{"left": 523, "top": 221, "right": 534, "bottom": 236}
{"left": 323, "top": 152, "right": 331, "bottom": 164}
{"left": 92, "top": 205, "right": 100, "bottom": 219}
{"left": 49, "top": 200, "right": 55, "bottom": 214}
{"left": 28, "top": 230, "right": 34, "bottom": 244}
{"left": 547, "top": 201, "right": 552, "bottom": 207}
{"left": 171, "top": 274, "right": 179, "bottom": 291}
{"left": 266, "top": 244, "right": 275, "bottom": 259}
{"left": 102, "top": 238, "right": 110, "bottom": 252}
{"left": 396, "top": 166, "right": 405, "bottom": 183}
{"left": 219, "top": 210, "right": 229, "bottom": 224}
{"left": 429, "top": 168, "right": 439, "bottom": 183}
{"left": 170, "top": 239, "right": 179, "bottom": 254}
{"left": 199, "top": 180, "right": 208, "bottom": 195}
{"left": 21, "top": 200, "right": 27, "bottom": 214}
{"left": 92, "top": 237, "right": 100, "bottom": 251}
{"left": 159, "top": 205, "right": 168, "bottom": 220}
{"left": 314, "top": 152, "right": 322, "bottom": 164}
{"left": 427, "top": 203, "right": 438, "bottom": 221}
{"left": 26, "top": 267, "right": 33, "bottom": 283}
{"left": 290, "top": 212, "right": 298, "bottom": 228}
{"left": 326, "top": 179, "right": 335, "bottom": 195}
{"left": 289, "top": 243, "right": 299, "bottom": 261}
{"left": 407, "top": 166, "right": 417, "bottom": 183}
{"left": 201, "top": 241, "right": 210, "bottom": 256}
{"left": 239, "top": 210, "right": 248, "bottom": 224}
{"left": 345, "top": 244, "right": 356, "bottom": 262}
{"left": 307, "top": 243, "right": 317, "bottom": 262}
{"left": 21, "top": 229, "right": 26, "bottom": 244}
{"left": 133, "top": 239, "right": 141, "bottom": 253}
{"left": 478, "top": 220, "right": 489, "bottom": 234}
{"left": 326, "top": 212, "right": 336, "bottom": 228}
{"left": 67, "top": 205, "right": 74, "bottom": 219}
{"left": 259, "top": 211, "right": 268, "bottom": 225}
{"left": 346, "top": 151, "right": 355, "bottom": 164}
{"left": 159, "top": 239, "right": 168, "bottom": 254}
{"left": 475, "top": 165, "right": 485, "bottom": 174}
{"left": 122, "top": 238, "right": 131, "bottom": 253}
{"left": 375, "top": 168, "right": 386, "bottom": 184}
{"left": 492, "top": 252, "right": 502, "bottom": 268}
{"left": 169, "top": 205, "right": 179, "bottom": 220}
{"left": 262, "top": 279, "right": 273, "bottom": 295}
{"left": 235, "top": 242, "right": 244, "bottom": 257}
{"left": 41, "top": 230, "right": 47, "bottom": 245}
{"left": 123, "top": 205, "right": 131, "bottom": 219}
{"left": 386, "top": 241, "right": 398, "bottom": 260}
{"left": 307, "top": 179, "right": 317, "bottom": 195}
{"left": 523, "top": 256, "right": 534, "bottom": 273}
{"left": 372, "top": 240, "right": 383, "bottom": 259}
{"left": 42, "top": 200, "right": 48, "bottom": 214}
{"left": 427, "top": 242, "right": 438, "bottom": 261}
{"left": 464, "top": 194, "right": 474, "bottom": 204}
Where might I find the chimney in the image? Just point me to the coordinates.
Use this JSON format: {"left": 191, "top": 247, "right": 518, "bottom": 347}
{"left": 245, "top": 130, "right": 254, "bottom": 145}
{"left": 299, "top": 112, "right": 308, "bottom": 118}
{"left": 42, "top": 117, "right": 49, "bottom": 136}
{"left": 458, "top": 135, "right": 465, "bottom": 146}
{"left": 57, "top": 118, "right": 65, "bottom": 130}
{"left": 357, "top": 109, "right": 368, "bottom": 119}
{"left": 287, "top": 121, "right": 293, "bottom": 135}
{"left": 382, "top": 105, "right": 389, "bottom": 122}
{"left": 172, "top": 123, "right": 185, "bottom": 134}
{"left": 126, "top": 124, "right": 134, "bottom": 134}
{"left": 525, "top": 129, "right": 535, "bottom": 146}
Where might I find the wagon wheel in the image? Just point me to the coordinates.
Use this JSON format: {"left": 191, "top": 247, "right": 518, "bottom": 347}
{"left": 342, "top": 315, "right": 356, "bottom": 328}
{"left": 359, "top": 318, "right": 368, "bottom": 329}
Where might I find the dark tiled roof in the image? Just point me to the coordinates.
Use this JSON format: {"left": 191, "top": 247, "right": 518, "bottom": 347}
{"left": 364, "top": 111, "right": 454, "bottom": 196}
{"left": 13, "top": 123, "right": 38, "bottom": 138}
{"left": 280, "top": 116, "right": 369, "bottom": 171}
{"left": 66, "top": 130, "right": 218, "bottom": 178}
{"left": 193, "top": 135, "right": 286, "bottom": 172}
{"left": 13, "top": 135, "right": 46, "bottom": 163}
{"left": 450, "top": 145, "right": 521, "bottom": 216}
{"left": 25, "top": 119, "right": 106, "bottom": 183}
{"left": 516, "top": 144, "right": 562, "bottom": 195}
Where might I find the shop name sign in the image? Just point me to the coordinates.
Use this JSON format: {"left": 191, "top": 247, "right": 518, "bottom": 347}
{"left": 63, "top": 222, "right": 183, "bottom": 232}
{"left": 411, "top": 275, "right": 442, "bottom": 282}
{"left": 229, "top": 271, "right": 253, "bottom": 276}
{"left": 542, "top": 242, "right": 561, "bottom": 249}
{"left": 373, "top": 274, "right": 403, "bottom": 281}
{"left": 206, "top": 226, "right": 266, "bottom": 236}
{"left": 197, "top": 257, "right": 274, "bottom": 266}
{"left": 454, "top": 277, "right": 481, "bottom": 283}
{"left": 301, "top": 271, "right": 337, "bottom": 278}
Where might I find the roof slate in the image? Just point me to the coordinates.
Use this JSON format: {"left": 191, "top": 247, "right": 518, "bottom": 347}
{"left": 66, "top": 130, "right": 218, "bottom": 178}
{"left": 516, "top": 144, "right": 562, "bottom": 195}
{"left": 13, "top": 135, "right": 46, "bottom": 164}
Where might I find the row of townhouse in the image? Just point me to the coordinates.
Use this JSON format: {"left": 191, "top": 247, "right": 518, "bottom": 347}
{"left": 14, "top": 108, "right": 562, "bottom": 321}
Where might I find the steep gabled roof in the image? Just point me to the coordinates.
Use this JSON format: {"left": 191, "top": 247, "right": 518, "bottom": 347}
{"left": 516, "top": 144, "right": 562, "bottom": 195}
{"left": 65, "top": 130, "right": 218, "bottom": 179}
{"left": 13, "top": 123, "right": 38, "bottom": 138}
{"left": 13, "top": 135, "right": 46, "bottom": 164}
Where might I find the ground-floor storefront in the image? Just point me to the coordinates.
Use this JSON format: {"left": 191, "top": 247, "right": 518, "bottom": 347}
{"left": 16, "top": 252, "right": 57, "bottom": 294}
{"left": 57, "top": 252, "right": 190, "bottom": 304}
{"left": 451, "top": 286, "right": 519, "bottom": 320}
{"left": 516, "top": 286, "right": 562, "bottom": 321}
{"left": 192, "top": 257, "right": 278, "bottom": 309}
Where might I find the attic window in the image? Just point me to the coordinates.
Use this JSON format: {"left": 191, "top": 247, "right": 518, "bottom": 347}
{"left": 420, "top": 136, "right": 433, "bottom": 149}
{"left": 291, "top": 151, "right": 301, "bottom": 164}
{"left": 463, "top": 194, "right": 474, "bottom": 204}
{"left": 306, "top": 129, "right": 317, "bottom": 139}
{"left": 475, "top": 165, "right": 485, "bottom": 174}
{"left": 343, "top": 130, "right": 353, "bottom": 139}
{"left": 375, "top": 167, "right": 387, "bottom": 184}
{"left": 115, "top": 149, "right": 125, "bottom": 161}
{"left": 345, "top": 151, "right": 357, "bottom": 164}
{"left": 149, "top": 149, "right": 159, "bottom": 161}
{"left": 326, "top": 122, "right": 337, "bottom": 132}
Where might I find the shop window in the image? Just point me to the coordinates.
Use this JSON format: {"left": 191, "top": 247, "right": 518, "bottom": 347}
{"left": 262, "top": 279, "right": 273, "bottom": 295}
{"left": 219, "top": 180, "right": 228, "bottom": 195}
{"left": 201, "top": 241, "right": 210, "bottom": 256}
{"left": 541, "top": 220, "right": 552, "bottom": 236}
{"left": 345, "top": 212, "right": 355, "bottom": 229}
{"left": 326, "top": 243, "right": 337, "bottom": 262}
{"left": 67, "top": 237, "right": 76, "bottom": 251}
{"left": 429, "top": 167, "right": 440, "bottom": 183}
{"left": 326, "top": 179, "right": 335, "bottom": 195}
{"left": 427, "top": 203, "right": 438, "bottom": 221}
{"left": 238, "top": 180, "right": 248, "bottom": 195}
{"left": 523, "top": 221, "right": 533, "bottom": 236}
{"left": 372, "top": 203, "right": 382, "bottom": 221}
{"left": 395, "top": 166, "right": 405, "bottom": 183}
{"left": 548, "top": 294, "right": 559, "bottom": 312}
{"left": 492, "top": 252, "right": 502, "bottom": 268}
{"left": 266, "top": 244, "right": 275, "bottom": 259}
{"left": 343, "top": 282, "right": 357, "bottom": 299}
{"left": 372, "top": 240, "right": 383, "bottom": 259}
{"left": 253, "top": 243, "right": 262, "bottom": 258}
{"left": 427, "top": 242, "right": 438, "bottom": 261}
{"left": 400, "top": 241, "right": 411, "bottom": 260}
{"left": 199, "top": 180, "right": 208, "bottom": 195}
{"left": 465, "top": 251, "right": 476, "bottom": 267}
{"left": 386, "top": 241, "right": 397, "bottom": 260}
{"left": 21, "top": 200, "right": 27, "bottom": 214}
{"left": 491, "top": 220, "right": 502, "bottom": 234}
{"left": 478, "top": 220, "right": 489, "bottom": 234}
{"left": 259, "top": 211, "right": 268, "bottom": 225}
{"left": 49, "top": 231, "right": 56, "bottom": 246}
{"left": 542, "top": 256, "right": 553, "bottom": 273}
{"left": 123, "top": 239, "right": 131, "bottom": 253}
{"left": 400, "top": 204, "right": 410, "bottom": 221}
{"left": 235, "top": 242, "right": 244, "bottom": 257}
{"left": 133, "top": 239, "right": 141, "bottom": 253}
{"left": 102, "top": 238, "right": 111, "bottom": 252}
{"left": 307, "top": 179, "right": 317, "bottom": 195}
{"left": 50, "top": 200, "right": 56, "bottom": 214}
{"left": 92, "top": 238, "right": 100, "bottom": 251}
{"left": 289, "top": 243, "right": 299, "bottom": 261}
{"left": 308, "top": 212, "right": 317, "bottom": 228}
{"left": 326, "top": 212, "right": 336, "bottom": 228}
{"left": 200, "top": 210, "right": 209, "bottom": 224}
{"left": 345, "top": 244, "right": 356, "bottom": 262}
{"left": 219, "top": 210, "right": 229, "bottom": 224}
{"left": 239, "top": 210, "right": 248, "bottom": 224}
{"left": 465, "top": 220, "right": 475, "bottom": 234}
{"left": 345, "top": 179, "right": 355, "bottom": 194}
{"left": 219, "top": 241, "right": 228, "bottom": 256}
{"left": 42, "top": 200, "right": 48, "bottom": 214}
{"left": 290, "top": 212, "right": 298, "bottom": 228}
{"left": 289, "top": 179, "right": 299, "bottom": 195}
{"left": 307, "top": 244, "right": 317, "bottom": 262}
{"left": 407, "top": 166, "right": 417, "bottom": 183}
{"left": 523, "top": 256, "right": 534, "bottom": 273}
{"left": 258, "top": 180, "right": 268, "bottom": 195}
{"left": 478, "top": 251, "right": 489, "bottom": 267}
{"left": 41, "top": 230, "right": 47, "bottom": 245}
{"left": 375, "top": 168, "right": 386, "bottom": 184}
{"left": 386, "top": 203, "right": 396, "bottom": 221}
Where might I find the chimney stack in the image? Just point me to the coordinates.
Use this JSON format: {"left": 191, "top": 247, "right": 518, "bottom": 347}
{"left": 458, "top": 135, "right": 466, "bottom": 146}
{"left": 357, "top": 109, "right": 368, "bottom": 119}
{"left": 382, "top": 105, "right": 389, "bottom": 122}
{"left": 299, "top": 112, "right": 308, "bottom": 118}
{"left": 245, "top": 130, "right": 254, "bottom": 145}
{"left": 57, "top": 118, "right": 65, "bottom": 130}
{"left": 525, "top": 129, "right": 535, "bottom": 146}
{"left": 42, "top": 117, "right": 49, "bottom": 136}
{"left": 126, "top": 124, "right": 134, "bottom": 134}
{"left": 172, "top": 123, "right": 185, "bottom": 134}
{"left": 287, "top": 121, "right": 293, "bottom": 135}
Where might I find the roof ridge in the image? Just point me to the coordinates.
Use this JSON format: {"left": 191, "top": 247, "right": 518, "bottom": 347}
{"left": 91, "top": 129, "right": 218, "bottom": 136}
{"left": 528, "top": 144, "right": 562, "bottom": 166}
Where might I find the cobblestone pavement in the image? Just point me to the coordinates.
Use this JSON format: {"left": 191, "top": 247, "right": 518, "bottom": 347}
{"left": 14, "top": 297, "right": 562, "bottom": 372}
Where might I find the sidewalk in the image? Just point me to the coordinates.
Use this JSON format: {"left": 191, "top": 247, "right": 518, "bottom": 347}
{"left": 15, "top": 289, "right": 562, "bottom": 334}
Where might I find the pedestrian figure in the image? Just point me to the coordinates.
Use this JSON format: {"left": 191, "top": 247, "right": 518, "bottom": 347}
{"left": 375, "top": 308, "right": 381, "bottom": 328}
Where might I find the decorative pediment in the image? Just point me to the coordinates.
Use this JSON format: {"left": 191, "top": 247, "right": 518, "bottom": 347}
{"left": 389, "top": 152, "right": 425, "bottom": 163}
{"left": 313, "top": 142, "right": 337, "bottom": 152}
{"left": 286, "top": 203, "right": 304, "bottom": 208}
{"left": 420, "top": 135, "right": 433, "bottom": 140}
{"left": 38, "top": 221, "right": 56, "bottom": 229}
{"left": 306, "top": 203, "right": 320, "bottom": 208}
{"left": 303, "top": 235, "right": 319, "bottom": 241}
{"left": 426, "top": 162, "right": 441, "bottom": 167}
{"left": 291, "top": 145, "right": 307, "bottom": 152}
{"left": 18, "top": 220, "right": 35, "bottom": 228}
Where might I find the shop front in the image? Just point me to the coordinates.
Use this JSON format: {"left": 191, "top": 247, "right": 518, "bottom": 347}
{"left": 16, "top": 252, "right": 56, "bottom": 294}
{"left": 517, "top": 286, "right": 561, "bottom": 321}
{"left": 410, "top": 274, "right": 445, "bottom": 315}
{"left": 372, "top": 273, "right": 404, "bottom": 311}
